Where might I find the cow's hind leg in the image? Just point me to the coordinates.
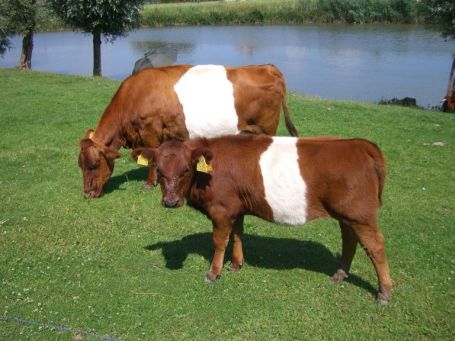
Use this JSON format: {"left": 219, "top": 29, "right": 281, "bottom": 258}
{"left": 228, "top": 215, "right": 244, "bottom": 272}
{"left": 350, "top": 222, "right": 393, "bottom": 304}
{"left": 332, "top": 222, "right": 358, "bottom": 283}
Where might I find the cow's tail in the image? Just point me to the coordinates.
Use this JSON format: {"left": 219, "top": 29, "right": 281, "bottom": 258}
{"left": 365, "top": 141, "right": 386, "bottom": 206}
{"left": 282, "top": 98, "right": 298, "bottom": 137}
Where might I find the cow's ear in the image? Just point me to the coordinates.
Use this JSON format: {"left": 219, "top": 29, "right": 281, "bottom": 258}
{"left": 131, "top": 147, "right": 156, "bottom": 164}
{"left": 80, "top": 137, "right": 95, "bottom": 150}
{"left": 83, "top": 129, "right": 95, "bottom": 139}
{"left": 102, "top": 145, "right": 121, "bottom": 160}
{"left": 191, "top": 147, "right": 213, "bottom": 165}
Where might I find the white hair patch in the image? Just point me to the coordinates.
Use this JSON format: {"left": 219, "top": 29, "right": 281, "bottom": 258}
{"left": 174, "top": 65, "right": 239, "bottom": 138}
{"left": 259, "top": 137, "right": 308, "bottom": 225}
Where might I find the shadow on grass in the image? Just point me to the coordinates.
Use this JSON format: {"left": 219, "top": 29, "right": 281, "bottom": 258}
{"left": 145, "top": 232, "right": 377, "bottom": 296}
{"left": 104, "top": 167, "right": 148, "bottom": 194}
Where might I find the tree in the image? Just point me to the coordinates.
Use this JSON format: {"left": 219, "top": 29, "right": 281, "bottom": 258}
{"left": 0, "top": 3, "right": 11, "bottom": 55}
{"left": 48, "top": 0, "right": 145, "bottom": 76}
{"left": 422, "top": 0, "right": 455, "bottom": 40}
{"left": 0, "top": 0, "right": 39, "bottom": 69}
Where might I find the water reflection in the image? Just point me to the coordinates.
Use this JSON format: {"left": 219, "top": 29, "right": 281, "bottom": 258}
{"left": 130, "top": 41, "right": 194, "bottom": 74}
{"left": 130, "top": 40, "right": 193, "bottom": 54}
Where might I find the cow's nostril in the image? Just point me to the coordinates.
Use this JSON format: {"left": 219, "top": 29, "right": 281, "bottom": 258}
{"left": 164, "top": 199, "right": 179, "bottom": 208}
{"left": 84, "top": 191, "right": 96, "bottom": 199}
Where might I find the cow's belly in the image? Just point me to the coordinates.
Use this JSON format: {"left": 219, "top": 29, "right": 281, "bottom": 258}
{"left": 259, "top": 137, "right": 308, "bottom": 225}
{"left": 174, "top": 65, "right": 239, "bottom": 138}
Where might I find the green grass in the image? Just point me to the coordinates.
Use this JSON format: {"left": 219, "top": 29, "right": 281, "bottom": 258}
{"left": 141, "top": 0, "right": 422, "bottom": 26}
{"left": 1, "top": 68, "right": 454, "bottom": 340}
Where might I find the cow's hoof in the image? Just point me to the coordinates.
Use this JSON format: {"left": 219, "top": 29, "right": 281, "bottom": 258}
{"left": 377, "top": 292, "right": 390, "bottom": 305}
{"left": 143, "top": 182, "right": 156, "bottom": 189}
{"left": 330, "top": 269, "right": 348, "bottom": 283}
{"left": 227, "top": 262, "right": 243, "bottom": 272}
{"left": 204, "top": 272, "right": 221, "bottom": 283}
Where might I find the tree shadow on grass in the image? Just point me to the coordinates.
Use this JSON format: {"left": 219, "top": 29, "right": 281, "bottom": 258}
{"left": 145, "top": 232, "right": 377, "bottom": 296}
{"left": 104, "top": 167, "right": 149, "bottom": 194}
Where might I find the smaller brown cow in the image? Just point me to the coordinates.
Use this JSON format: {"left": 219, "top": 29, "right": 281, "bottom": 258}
{"left": 132, "top": 135, "right": 393, "bottom": 304}
{"left": 78, "top": 64, "right": 298, "bottom": 198}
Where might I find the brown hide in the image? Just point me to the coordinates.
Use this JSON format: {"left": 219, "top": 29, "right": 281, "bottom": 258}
{"left": 133, "top": 135, "right": 392, "bottom": 304}
{"left": 78, "top": 64, "right": 298, "bottom": 198}
{"left": 443, "top": 94, "right": 455, "bottom": 112}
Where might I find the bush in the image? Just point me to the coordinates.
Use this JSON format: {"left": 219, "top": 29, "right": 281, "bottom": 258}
{"left": 297, "top": 0, "right": 420, "bottom": 24}
{"left": 142, "top": 0, "right": 422, "bottom": 26}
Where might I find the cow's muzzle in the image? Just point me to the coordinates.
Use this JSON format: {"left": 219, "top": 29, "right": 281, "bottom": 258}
{"left": 163, "top": 198, "right": 181, "bottom": 208}
{"left": 84, "top": 190, "right": 103, "bottom": 199}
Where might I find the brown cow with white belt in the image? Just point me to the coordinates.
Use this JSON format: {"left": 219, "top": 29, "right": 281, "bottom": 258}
{"left": 78, "top": 64, "right": 298, "bottom": 198}
{"left": 132, "top": 134, "right": 393, "bottom": 304}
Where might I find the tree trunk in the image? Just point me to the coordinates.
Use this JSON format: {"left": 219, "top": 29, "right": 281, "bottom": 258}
{"left": 93, "top": 29, "right": 102, "bottom": 76}
{"left": 19, "top": 30, "right": 33, "bottom": 69}
{"left": 446, "top": 54, "right": 455, "bottom": 97}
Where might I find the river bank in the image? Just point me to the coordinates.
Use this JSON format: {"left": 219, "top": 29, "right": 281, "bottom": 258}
{"left": 34, "top": 0, "right": 428, "bottom": 32}
{"left": 141, "top": 0, "right": 424, "bottom": 27}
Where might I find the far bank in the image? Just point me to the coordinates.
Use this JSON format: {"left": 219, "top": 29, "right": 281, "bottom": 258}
{"left": 141, "top": 0, "right": 425, "bottom": 27}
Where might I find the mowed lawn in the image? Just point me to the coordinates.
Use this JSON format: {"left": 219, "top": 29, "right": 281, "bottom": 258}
{"left": 0, "top": 68, "right": 454, "bottom": 340}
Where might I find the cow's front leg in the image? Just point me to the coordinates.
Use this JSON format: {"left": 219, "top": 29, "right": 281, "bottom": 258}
{"left": 228, "top": 215, "right": 244, "bottom": 272}
{"left": 139, "top": 130, "right": 161, "bottom": 189}
{"left": 144, "top": 162, "right": 158, "bottom": 189}
{"left": 206, "top": 215, "right": 232, "bottom": 283}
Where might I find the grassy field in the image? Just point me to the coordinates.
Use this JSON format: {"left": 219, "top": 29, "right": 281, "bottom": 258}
{"left": 0, "top": 68, "right": 454, "bottom": 340}
{"left": 141, "top": 0, "right": 421, "bottom": 26}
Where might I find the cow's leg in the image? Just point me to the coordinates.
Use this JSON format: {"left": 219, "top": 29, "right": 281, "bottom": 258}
{"left": 144, "top": 161, "right": 158, "bottom": 189}
{"left": 206, "top": 216, "right": 232, "bottom": 283}
{"left": 351, "top": 223, "right": 393, "bottom": 304}
{"left": 331, "top": 222, "right": 358, "bottom": 283}
{"left": 228, "top": 215, "right": 244, "bottom": 272}
{"left": 138, "top": 132, "right": 160, "bottom": 189}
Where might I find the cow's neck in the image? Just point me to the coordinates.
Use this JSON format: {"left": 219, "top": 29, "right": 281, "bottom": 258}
{"left": 92, "top": 109, "right": 125, "bottom": 150}
{"left": 185, "top": 138, "right": 211, "bottom": 215}
{"left": 186, "top": 183, "right": 209, "bottom": 217}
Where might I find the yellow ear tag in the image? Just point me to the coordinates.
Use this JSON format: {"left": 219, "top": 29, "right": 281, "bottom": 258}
{"left": 88, "top": 131, "right": 94, "bottom": 139}
{"left": 137, "top": 154, "right": 149, "bottom": 166}
{"left": 196, "top": 156, "right": 213, "bottom": 174}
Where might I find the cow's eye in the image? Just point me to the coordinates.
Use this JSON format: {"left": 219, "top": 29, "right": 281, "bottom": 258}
{"left": 88, "top": 161, "right": 99, "bottom": 171}
{"left": 157, "top": 169, "right": 168, "bottom": 180}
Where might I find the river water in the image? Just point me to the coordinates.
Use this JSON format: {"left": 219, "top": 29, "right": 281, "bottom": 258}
{"left": 1, "top": 24, "right": 453, "bottom": 107}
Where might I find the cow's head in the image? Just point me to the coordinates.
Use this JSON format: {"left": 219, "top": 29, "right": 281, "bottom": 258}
{"left": 132, "top": 140, "right": 212, "bottom": 208}
{"left": 78, "top": 129, "right": 121, "bottom": 198}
